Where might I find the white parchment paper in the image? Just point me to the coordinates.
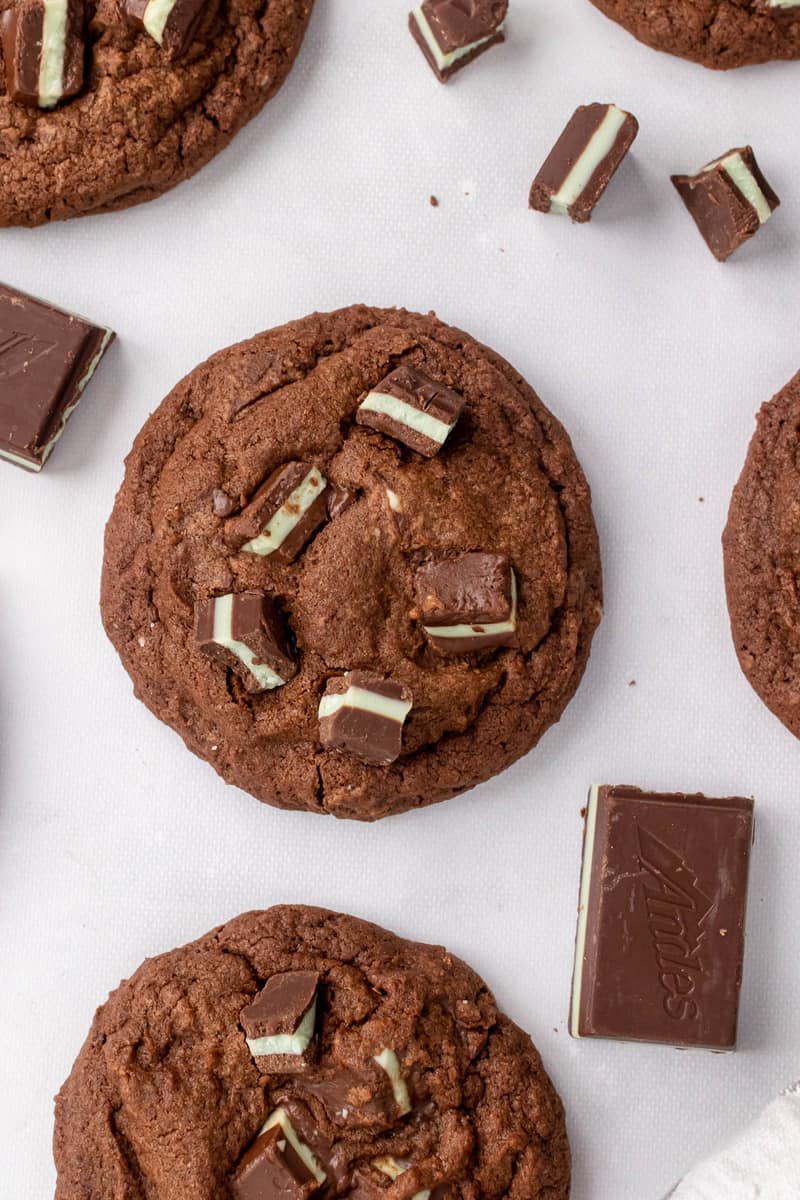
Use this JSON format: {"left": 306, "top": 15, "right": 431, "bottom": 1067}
{"left": 1, "top": 2, "right": 799, "bottom": 1196}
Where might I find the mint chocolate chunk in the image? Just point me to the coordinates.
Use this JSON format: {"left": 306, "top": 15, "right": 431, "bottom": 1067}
{"left": 318, "top": 672, "right": 412, "bottom": 766}
{"left": 194, "top": 591, "right": 296, "bottom": 694}
{"left": 1, "top": 0, "right": 85, "bottom": 109}
{"left": 241, "top": 971, "right": 319, "bottom": 1073}
{"left": 409, "top": 0, "right": 507, "bottom": 82}
{"left": 356, "top": 365, "right": 464, "bottom": 458}
{"left": 671, "top": 146, "right": 780, "bottom": 262}
{"left": 529, "top": 103, "right": 639, "bottom": 223}
{"left": 414, "top": 553, "right": 517, "bottom": 654}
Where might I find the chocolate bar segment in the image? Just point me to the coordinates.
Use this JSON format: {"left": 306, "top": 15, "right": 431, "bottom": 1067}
{"left": 351, "top": 1157, "right": 441, "bottom": 1199}
{"left": 225, "top": 462, "right": 329, "bottom": 563}
{"left": 671, "top": 146, "right": 780, "bottom": 262}
{"left": 232, "top": 1112, "right": 326, "bottom": 1200}
{"left": 755, "top": 0, "right": 800, "bottom": 13}
{"left": 1, "top": 0, "right": 85, "bottom": 109}
{"left": 356, "top": 365, "right": 464, "bottom": 458}
{"left": 240, "top": 971, "right": 319, "bottom": 1073}
{"left": 409, "top": 0, "right": 507, "bottom": 83}
{"left": 414, "top": 553, "right": 517, "bottom": 653}
{"left": 529, "top": 103, "right": 639, "bottom": 223}
{"left": 571, "top": 785, "right": 755, "bottom": 1050}
{"left": 194, "top": 591, "right": 297, "bottom": 693}
{"left": 318, "top": 672, "right": 412, "bottom": 766}
{"left": 123, "top": 0, "right": 209, "bottom": 57}
{"left": 0, "top": 283, "right": 114, "bottom": 472}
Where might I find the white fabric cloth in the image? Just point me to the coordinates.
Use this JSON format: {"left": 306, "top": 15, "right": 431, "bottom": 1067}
{"left": 667, "top": 1083, "right": 800, "bottom": 1199}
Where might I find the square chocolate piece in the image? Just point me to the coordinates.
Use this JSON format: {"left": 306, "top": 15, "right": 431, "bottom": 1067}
{"left": 232, "top": 1115, "right": 325, "bottom": 1200}
{"left": 123, "top": 0, "right": 210, "bottom": 57}
{"left": 671, "top": 146, "right": 780, "bottom": 262}
{"left": 409, "top": 0, "right": 507, "bottom": 82}
{"left": 413, "top": 553, "right": 517, "bottom": 653}
{"left": 318, "top": 672, "right": 412, "bottom": 766}
{"left": 529, "top": 103, "right": 639, "bottom": 223}
{"left": 1, "top": 0, "right": 85, "bottom": 108}
{"left": 356, "top": 365, "right": 464, "bottom": 458}
{"left": 194, "top": 591, "right": 297, "bottom": 694}
{"left": 571, "top": 785, "right": 755, "bottom": 1050}
{"left": 0, "top": 283, "right": 113, "bottom": 472}
{"left": 240, "top": 971, "right": 319, "bottom": 1073}
{"left": 225, "top": 462, "right": 330, "bottom": 563}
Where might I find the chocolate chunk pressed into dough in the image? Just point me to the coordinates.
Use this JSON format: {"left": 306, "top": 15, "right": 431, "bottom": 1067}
{"left": 100, "top": 305, "right": 603, "bottom": 821}
{"left": 53, "top": 906, "right": 571, "bottom": 1198}
{"left": 723, "top": 371, "right": 800, "bottom": 738}
{"left": 0, "top": 0, "right": 314, "bottom": 225}
{"left": 586, "top": 0, "right": 800, "bottom": 68}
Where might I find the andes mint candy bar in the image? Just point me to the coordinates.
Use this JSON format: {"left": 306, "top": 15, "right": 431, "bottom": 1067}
{"left": 298, "top": 1062, "right": 401, "bottom": 1129}
{"left": 226, "top": 462, "right": 329, "bottom": 563}
{"left": 194, "top": 591, "right": 296, "bottom": 693}
{"left": 1, "top": 0, "right": 85, "bottom": 108}
{"left": 0, "top": 282, "right": 114, "bottom": 473}
{"left": 357, "top": 365, "right": 464, "bottom": 458}
{"left": 123, "top": 0, "right": 209, "bottom": 57}
{"left": 409, "top": 0, "right": 507, "bottom": 82}
{"left": 414, "top": 553, "right": 517, "bottom": 653}
{"left": 529, "top": 103, "right": 639, "bottom": 223}
{"left": 318, "top": 672, "right": 412, "bottom": 766}
{"left": 571, "top": 785, "right": 754, "bottom": 1050}
{"left": 755, "top": 0, "right": 800, "bottom": 12}
{"left": 671, "top": 146, "right": 780, "bottom": 262}
{"left": 232, "top": 1111, "right": 326, "bottom": 1200}
{"left": 240, "top": 971, "right": 319, "bottom": 1073}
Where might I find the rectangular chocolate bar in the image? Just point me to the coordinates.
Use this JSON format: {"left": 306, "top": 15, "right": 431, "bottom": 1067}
{"left": 571, "top": 785, "right": 754, "bottom": 1050}
{"left": 671, "top": 146, "right": 780, "bottom": 262}
{"left": 409, "top": 0, "right": 507, "bottom": 83}
{"left": 529, "top": 103, "right": 639, "bottom": 223}
{"left": 0, "top": 283, "right": 114, "bottom": 472}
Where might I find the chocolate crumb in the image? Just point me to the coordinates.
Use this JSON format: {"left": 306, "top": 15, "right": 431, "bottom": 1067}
{"left": 430, "top": 195, "right": 439, "bottom": 207}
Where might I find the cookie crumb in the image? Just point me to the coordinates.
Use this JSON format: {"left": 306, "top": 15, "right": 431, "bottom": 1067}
{"left": 628, "top": 679, "right": 636, "bottom": 687}
{"left": 580, "top": 806, "right": 587, "bottom": 819}
{"left": 429, "top": 195, "right": 439, "bottom": 207}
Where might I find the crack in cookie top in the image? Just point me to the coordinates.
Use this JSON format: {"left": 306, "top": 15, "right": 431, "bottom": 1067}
{"left": 100, "top": 306, "right": 602, "bottom": 820}
{"left": 53, "top": 906, "right": 572, "bottom": 1198}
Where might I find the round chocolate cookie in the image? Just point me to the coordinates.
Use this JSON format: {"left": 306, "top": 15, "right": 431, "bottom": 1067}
{"left": 587, "top": 0, "right": 800, "bottom": 69}
{"left": 0, "top": 0, "right": 313, "bottom": 226}
{"left": 101, "top": 305, "right": 602, "bottom": 820}
{"left": 724, "top": 371, "right": 800, "bottom": 737}
{"left": 54, "top": 906, "right": 571, "bottom": 1198}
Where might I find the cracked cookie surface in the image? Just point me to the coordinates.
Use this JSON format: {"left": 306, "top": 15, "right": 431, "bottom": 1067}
{"left": 723, "top": 371, "right": 800, "bottom": 738}
{"left": 0, "top": 0, "right": 313, "bottom": 225}
{"left": 100, "top": 305, "right": 602, "bottom": 821}
{"left": 54, "top": 906, "right": 571, "bottom": 1199}
{"left": 587, "top": 0, "right": 800, "bottom": 68}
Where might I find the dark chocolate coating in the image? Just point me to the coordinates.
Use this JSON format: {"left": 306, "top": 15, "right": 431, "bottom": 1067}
{"left": 572, "top": 786, "right": 754, "bottom": 1049}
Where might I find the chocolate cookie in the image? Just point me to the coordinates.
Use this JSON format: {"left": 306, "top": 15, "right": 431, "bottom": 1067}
{"left": 586, "top": 0, "right": 800, "bottom": 69}
{"left": 0, "top": 0, "right": 314, "bottom": 226}
{"left": 54, "top": 906, "right": 571, "bottom": 1198}
{"left": 101, "top": 305, "right": 602, "bottom": 820}
{"left": 723, "top": 371, "right": 800, "bottom": 737}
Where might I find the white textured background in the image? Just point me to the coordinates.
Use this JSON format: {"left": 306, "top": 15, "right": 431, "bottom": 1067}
{"left": 1, "top": 1, "right": 799, "bottom": 1196}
